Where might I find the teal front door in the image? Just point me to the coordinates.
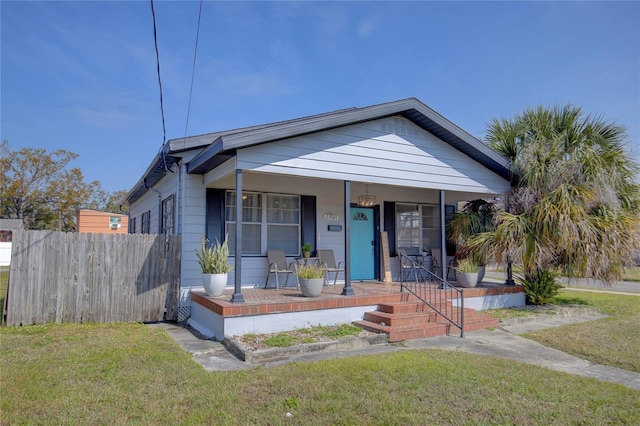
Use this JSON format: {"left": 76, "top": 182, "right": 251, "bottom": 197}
{"left": 350, "top": 207, "right": 375, "bottom": 280}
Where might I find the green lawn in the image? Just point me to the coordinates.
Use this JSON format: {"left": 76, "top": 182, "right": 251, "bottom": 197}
{"left": 1, "top": 321, "right": 638, "bottom": 424}
{"left": 1, "top": 269, "right": 639, "bottom": 424}
{"left": 623, "top": 266, "right": 640, "bottom": 282}
{"left": 521, "top": 290, "right": 640, "bottom": 373}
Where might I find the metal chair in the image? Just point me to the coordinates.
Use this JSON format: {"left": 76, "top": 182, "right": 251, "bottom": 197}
{"left": 318, "top": 249, "right": 344, "bottom": 285}
{"left": 264, "top": 249, "right": 297, "bottom": 289}
{"left": 431, "top": 248, "right": 455, "bottom": 280}
{"left": 396, "top": 248, "right": 415, "bottom": 281}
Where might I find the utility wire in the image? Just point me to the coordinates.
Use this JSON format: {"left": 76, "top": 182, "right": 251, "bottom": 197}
{"left": 182, "top": 0, "right": 203, "bottom": 151}
{"left": 150, "top": 0, "right": 167, "bottom": 147}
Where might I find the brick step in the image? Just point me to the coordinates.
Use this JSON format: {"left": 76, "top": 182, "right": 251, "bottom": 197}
{"left": 363, "top": 310, "right": 439, "bottom": 327}
{"left": 462, "top": 314, "right": 500, "bottom": 331}
{"left": 353, "top": 303, "right": 500, "bottom": 343}
{"left": 353, "top": 320, "right": 451, "bottom": 342}
{"left": 377, "top": 301, "right": 452, "bottom": 315}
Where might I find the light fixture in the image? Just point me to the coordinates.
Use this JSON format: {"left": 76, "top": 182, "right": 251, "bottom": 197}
{"left": 357, "top": 184, "right": 376, "bottom": 207}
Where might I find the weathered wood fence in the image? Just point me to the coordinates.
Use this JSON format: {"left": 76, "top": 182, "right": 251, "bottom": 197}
{"left": 4, "top": 230, "right": 180, "bottom": 326}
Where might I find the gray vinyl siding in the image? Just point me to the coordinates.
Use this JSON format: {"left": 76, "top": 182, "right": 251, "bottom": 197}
{"left": 236, "top": 116, "right": 510, "bottom": 195}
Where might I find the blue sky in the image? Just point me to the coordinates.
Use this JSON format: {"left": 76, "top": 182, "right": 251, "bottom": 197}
{"left": 2, "top": 1, "right": 638, "bottom": 194}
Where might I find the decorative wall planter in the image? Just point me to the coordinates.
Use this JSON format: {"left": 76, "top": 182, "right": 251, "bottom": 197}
{"left": 456, "top": 272, "right": 479, "bottom": 288}
{"left": 202, "top": 273, "right": 228, "bottom": 297}
{"left": 299, "top": 277, "right": 324, "bottom": 297}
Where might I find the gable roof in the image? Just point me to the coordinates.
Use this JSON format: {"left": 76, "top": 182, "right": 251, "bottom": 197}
{"left": 124, "top": 98, "right": 511, "bottom": 205}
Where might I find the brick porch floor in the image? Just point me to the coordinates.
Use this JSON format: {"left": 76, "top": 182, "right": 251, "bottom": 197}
{"left": 190, "top": 280, "right": 524, "bottom": 318}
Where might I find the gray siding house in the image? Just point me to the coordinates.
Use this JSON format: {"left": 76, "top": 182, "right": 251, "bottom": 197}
{"left": 124, "top": 98, "right": 513, "bottom": 324}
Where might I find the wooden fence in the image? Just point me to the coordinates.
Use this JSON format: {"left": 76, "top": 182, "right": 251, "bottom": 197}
{"left": 4, "top": 230, "right": 180, "bottom": 326}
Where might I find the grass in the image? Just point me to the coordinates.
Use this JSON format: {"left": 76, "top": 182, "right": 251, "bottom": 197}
{"left": 2, "top": 267, "right": 639, "bottom": 423}
{"left": 1, "top": 322, "right": 638, "bottom": 425}
{"left": 0, "top": 266, "right": 7, "bottom": 326}
{"left": 521, "top": 290, "right": 640, "bottom": 373}
{"left": 240, "top": 324, "right": 365, "bottom": 349}
{"left": 623, "top": 266, "right": 640, "bottom": 282}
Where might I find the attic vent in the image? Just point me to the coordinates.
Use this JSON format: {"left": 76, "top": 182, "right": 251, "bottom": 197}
{"left": 381, "top": 118, "right": 420, "bottom": 138}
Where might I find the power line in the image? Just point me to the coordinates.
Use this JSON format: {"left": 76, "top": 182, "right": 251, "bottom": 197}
{"left": 182, "top": 0, "right": 204, "bottom": 150}
{"left": 150, "top": 0, "right": 166, "bottom": 146}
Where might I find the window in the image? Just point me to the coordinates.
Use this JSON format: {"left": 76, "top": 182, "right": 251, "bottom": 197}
{"left": 396, "top": 203, "right": 439, "bottom": 254}
{"left": 225, "top": 191, "right": 300, "bottom": 255}
{"left": 141, "top": 211, "right": 150, "bottom": 234}
{"left": 129, "top": 217, "right": 137, "bottom": 234}
{"left": 161, "top": 195, "right": 174, "bottom": 236}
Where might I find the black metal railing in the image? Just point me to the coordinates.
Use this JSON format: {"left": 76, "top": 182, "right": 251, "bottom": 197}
{"left": 398, "top": 252, "right": 464, "bottom": 337}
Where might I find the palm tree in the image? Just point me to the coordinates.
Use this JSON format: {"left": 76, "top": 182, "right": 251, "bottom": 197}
{"left": 473, "top": 105, "right": 640, "bottom": 302}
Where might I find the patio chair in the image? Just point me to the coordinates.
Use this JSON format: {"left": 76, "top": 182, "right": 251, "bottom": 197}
{"left": 431, "top": 249, "right": 455, "bottom": 280}
{"left": 396, "top": 248, "right": 415, "bottom": 281}
{"left": 318, "top": 249, "right": 344, "bottom": 286}
{"left": 264, "top": 249, "right": 297, "bottom": 289}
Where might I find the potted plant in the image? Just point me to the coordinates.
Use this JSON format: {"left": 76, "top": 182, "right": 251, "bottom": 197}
{"left": 454, "top": 258, "right": 479, "bottom": 288}
{"left": 302, "top": 243, "right": 313, "bottom": 259}
{"left": 296, "top": 263, "right": 325, "bottom": 297}
{"left": 195, "top": 236, "right": 234, "bottom": 297}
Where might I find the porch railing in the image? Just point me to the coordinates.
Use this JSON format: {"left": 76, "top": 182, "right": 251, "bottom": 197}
{"left": 398, "top": 252, "right": 464, "bottom": 337}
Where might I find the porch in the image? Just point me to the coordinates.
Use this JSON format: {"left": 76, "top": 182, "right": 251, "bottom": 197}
{"left": 187, "top": 280, "right": 525, "bottom": 341}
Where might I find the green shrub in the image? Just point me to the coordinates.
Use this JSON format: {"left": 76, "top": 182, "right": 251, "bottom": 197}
{"left": 195, "top": 236, "right": 233, "bottom": 274}
{"left": 296, "top": 264, "right": 325, "bottom": 279}
{"left": 520, "top": 269, "right": 562, "bottom": 305}
{"left": 455, "top": 258, "right": 478, "bottom": 273}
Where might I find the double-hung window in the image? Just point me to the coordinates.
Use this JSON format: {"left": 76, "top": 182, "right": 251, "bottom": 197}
{"left": 225, "top": 191, "right": 300, "bottom": 255}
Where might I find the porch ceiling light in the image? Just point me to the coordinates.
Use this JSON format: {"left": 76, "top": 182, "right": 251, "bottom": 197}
{"left": 357, "top": 185, "right": 376, "bottom": 207}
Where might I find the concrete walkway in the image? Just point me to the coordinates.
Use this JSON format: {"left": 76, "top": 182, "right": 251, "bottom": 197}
{"left": 149, "top": 310, "right": 640, "bottom": 391}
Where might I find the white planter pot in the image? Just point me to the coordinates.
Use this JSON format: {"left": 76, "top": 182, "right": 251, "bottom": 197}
{"left": 299, "top": 277, "right": 324, "bottom": 297}
{"left": 456, "top": 271, "right": 479, "bottom": 288}
{"left": 202, "top": 273, "right": 228, "bottom": 297}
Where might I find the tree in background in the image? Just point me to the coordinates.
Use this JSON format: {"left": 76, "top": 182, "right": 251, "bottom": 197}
{"left": 1, "top": 141, "right": 128, "bottom": 231}
{"left": 471, "top": 105, "right": 640, "bottom": 303}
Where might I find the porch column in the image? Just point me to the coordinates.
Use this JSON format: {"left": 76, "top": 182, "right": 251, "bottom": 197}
{"left": 342, "top": 180, "right": 354, "bottom": 296}
{"left": 439, "top": 190, "right": 447, "bottom": 280}
{"left": 231, "top": 169, "right": 245, "bottom": 303}
{"left": 504, "top": 192, "right": 515, "bottom": 286}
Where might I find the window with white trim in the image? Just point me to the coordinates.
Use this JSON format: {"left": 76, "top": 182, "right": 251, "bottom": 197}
{"left": 396, "top": 203, "right": 439, "bottom": 254}
{"left": 225, "top": 191, "right": 300, "bottom": 255}
{"left": 161, "top": 195, "right": 174, "bottom": 237}
{"left": 141, "top": 211, "right": 151, "bottom": 234}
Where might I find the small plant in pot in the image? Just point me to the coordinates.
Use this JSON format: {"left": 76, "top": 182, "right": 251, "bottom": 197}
{"left": 195, "top": 235, "right": 234, "bottom": 297}
{"left": 302, "top": 243, "right": 313, "bottom": 258}
{"left": 296, "top": 263, "right": 325, "bottom": 297}
{"left": 454, "top": 258, "right": 479, "bottom": 288}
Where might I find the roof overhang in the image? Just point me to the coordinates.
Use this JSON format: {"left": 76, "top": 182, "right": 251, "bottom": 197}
{"left": 122, "top": 153, "right": 180, "bottom": 206}
{"left": 125, "top": 98, "right": 513, "bottom": 206}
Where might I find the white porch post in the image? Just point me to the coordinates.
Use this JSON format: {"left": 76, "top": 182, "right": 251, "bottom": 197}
{"left": 342, "top": 180, "right": 354, "bottom": 296}
{"left": 231, "top": 169, "right": 245, "bottom": 303}
{"left": 439, "top": 190, "right": 447, "bottom": 280}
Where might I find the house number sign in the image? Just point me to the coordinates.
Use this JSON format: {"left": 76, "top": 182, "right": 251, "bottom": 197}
{"left": 323, "top": 213, "right": 339, "bottom": 221}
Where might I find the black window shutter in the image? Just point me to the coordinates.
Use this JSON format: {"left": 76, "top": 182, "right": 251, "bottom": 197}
{"left": 300, "top": 196, "right": 317, "bottom": 254}
{"left": 206, "top": 189, "right": 225, "bottom": 244}
{"left": 384, "top": 201, "right": 396, "bottom": 256}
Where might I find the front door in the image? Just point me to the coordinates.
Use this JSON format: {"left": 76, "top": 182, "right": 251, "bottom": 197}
{"left": 350, "top": 207, "right": 375, "bottom": 280}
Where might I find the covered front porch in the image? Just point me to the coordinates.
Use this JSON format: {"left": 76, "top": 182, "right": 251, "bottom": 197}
{"left": 187, "top": 279, "right": 525, "bottom": 340}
